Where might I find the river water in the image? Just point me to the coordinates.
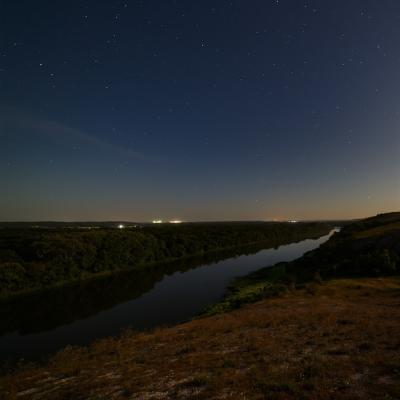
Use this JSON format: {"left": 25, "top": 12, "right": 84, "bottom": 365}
{"left": 0, "top": 230, "right": 337, "bottom": 360}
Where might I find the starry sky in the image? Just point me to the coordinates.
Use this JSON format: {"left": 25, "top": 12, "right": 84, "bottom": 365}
{"left": 1, "top": 1, "right": 399, "bottom": 221}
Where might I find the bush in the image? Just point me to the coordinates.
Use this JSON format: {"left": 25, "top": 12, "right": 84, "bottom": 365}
{"left": 0, "top": 262, "right": 26, "bottom": 291}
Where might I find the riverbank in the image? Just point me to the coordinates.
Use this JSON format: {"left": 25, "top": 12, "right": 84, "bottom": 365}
{"left": 204, "top": 212, "right": 400, "bottom": 316}
{"left": 0, "top": 222, "right": 332, "bottom": 299}
{"left": 1, "top": 276, "right": 400, "bottom": 399}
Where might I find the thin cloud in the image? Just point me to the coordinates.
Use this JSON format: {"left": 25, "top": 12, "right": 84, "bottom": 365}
{"left": 1, "top": 106, "right": 151, "bottom": 161}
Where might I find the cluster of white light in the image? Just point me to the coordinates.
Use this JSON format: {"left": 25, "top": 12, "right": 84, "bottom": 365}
{"left": 152, "top": 220, "right": 183, "bottom": 224}
{"left": 118, "top": 224, "right": 125, "bottom": 229}
{"left": 288, "top": 220, "right": 298, "bottom": 223}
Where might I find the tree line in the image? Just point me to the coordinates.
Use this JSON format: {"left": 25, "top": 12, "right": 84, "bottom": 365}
{"left": 0, "top": 222, "right": 332, "bottom": 296}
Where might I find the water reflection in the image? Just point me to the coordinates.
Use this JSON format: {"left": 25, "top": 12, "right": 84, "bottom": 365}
{"left": 0, "top": 232, "right": 335, "bottom": 360}
{"left": 0, "top": 242, "right": 283, "bottom": 336}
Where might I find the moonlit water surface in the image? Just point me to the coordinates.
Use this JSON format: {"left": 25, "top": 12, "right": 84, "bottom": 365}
{"left": 0, "top": 230, "right": 337, "bottom": 360}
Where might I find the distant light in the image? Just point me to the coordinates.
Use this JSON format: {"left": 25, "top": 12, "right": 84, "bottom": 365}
{"left": 169, "top": 220, "right": 182, "bottom": 224}
{"left": 288, "top": 220, "right": 298, "bottom": 223}
{"left": 118, "top": 224, "right": 125, "bottom": 229}
{"left": 152, "top": 220, "right": 163, "bottom": 224}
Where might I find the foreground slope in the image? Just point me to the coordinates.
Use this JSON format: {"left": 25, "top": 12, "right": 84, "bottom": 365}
{"left": 1, "top": 278, "right": 400, "bottom": 400}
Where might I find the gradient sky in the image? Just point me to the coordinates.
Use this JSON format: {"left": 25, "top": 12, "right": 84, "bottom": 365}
{"left": 1, "top": 1, "right": 399, "bottom": 221}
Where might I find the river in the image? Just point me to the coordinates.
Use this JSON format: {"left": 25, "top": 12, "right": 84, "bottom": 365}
{"left": 0, "top": 229, "right": 337, "bottom": 361}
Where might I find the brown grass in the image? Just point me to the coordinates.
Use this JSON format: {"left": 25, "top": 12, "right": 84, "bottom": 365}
{"left": 353, "top": 221, "right": 400, "bottom": 239}
{"left": 1, "top": 277, "right": 400, "bottom": 400}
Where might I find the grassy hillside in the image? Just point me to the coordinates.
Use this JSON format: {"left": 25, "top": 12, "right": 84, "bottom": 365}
{"left": 205, "top": 212, "right": 400, "bottom": 314}
{"left": 287, "top": 211, "right": 400, "bottom": 280}
{"left": 1, "top": 277, "right": 399, "bottom": 400}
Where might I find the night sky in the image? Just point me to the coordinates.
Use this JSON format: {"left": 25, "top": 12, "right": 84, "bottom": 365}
{"left": 1, "top": 1, "right": 399, "bottom": 221}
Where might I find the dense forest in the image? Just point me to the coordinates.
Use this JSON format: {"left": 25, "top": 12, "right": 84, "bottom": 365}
{"left": 0, "top": 222, "right": 332, "bottom": 297}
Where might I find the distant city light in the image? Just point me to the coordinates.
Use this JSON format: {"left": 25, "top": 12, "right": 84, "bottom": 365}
{"left": 118, "top": 224, "right": 125, "bottom": 229}
{"left": 288, "top": 220, "right": 298, "bottom": 223}
{"left": 152, "top": 220, "right": 163, "bottom": 224}
{"left": 169, "top": 220, "right": 182, "bottom": 224}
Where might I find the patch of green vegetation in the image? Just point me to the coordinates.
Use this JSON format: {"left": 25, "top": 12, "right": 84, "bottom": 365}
{"left": 204, "top": 281, "right": 274, "bottom": 315}
{"left": 203, "top": 263, "right": 290, "bottom": 315}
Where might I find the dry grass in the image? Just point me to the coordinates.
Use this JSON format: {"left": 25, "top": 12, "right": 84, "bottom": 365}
{"left": 1, "top": 277, "right": 400, "bottom": 400}
{"left": 353, "top": 221, "right": 400, "bottom": 239}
